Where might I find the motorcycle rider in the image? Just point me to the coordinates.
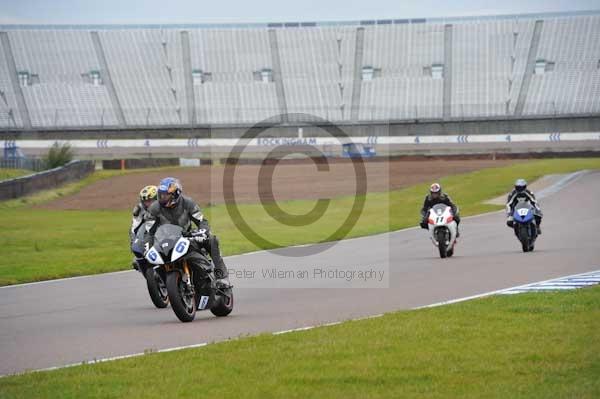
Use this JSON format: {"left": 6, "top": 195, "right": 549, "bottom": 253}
{"left": 130, "top": 185, "right": 158, "bottom": 270}
{"left": 130, "top": 185, "right": 158, "bottom": 241}
{"left": 506, "top": 179, "right": 543, "bottom": 234}
{"left": 419, "top": 183, "right": 461, "bottom": 237}
{"left": 145, "top": 177, "right": 230, "bottom": 287}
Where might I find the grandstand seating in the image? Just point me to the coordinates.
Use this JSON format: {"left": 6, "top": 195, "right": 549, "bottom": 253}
{"left": 524, "top": 15, "right": 600, "bottom": 116}
{"left": 189, "top": 28, "right": 279, "bottom": 123}
{"left": 7, "top": 30, "right": 118, "bottom": 127}
{"left": 360, "top": 23, "right": 445, "bottom": 120}
{"left": 0, "top": 11, "right": 598, "bottom": 129}
{"left": 100, "top": 29, "right": 185, "bottom": 126}
{"left": 277, "top": 27, "right": 355, "bottom": 121}
{"left": 0, "top": 37, "right": 22, "bottom": 128}
{"left": 450, "top": 19, "right": 534, "bottom": 117}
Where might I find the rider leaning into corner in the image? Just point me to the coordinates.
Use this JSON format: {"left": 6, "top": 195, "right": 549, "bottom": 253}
{"left": 145, "top": 177, "right": 231, "bottom": 288}
{"left": 419, "top": 183, "right": 461, "bottom": 237}
{"left": 505, "top": 178, "right": 543, "bottom": 234}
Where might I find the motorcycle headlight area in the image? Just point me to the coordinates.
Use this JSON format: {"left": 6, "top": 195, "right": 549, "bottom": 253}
{"left": 145, "top": 247, "right": 165, "bottom": 265}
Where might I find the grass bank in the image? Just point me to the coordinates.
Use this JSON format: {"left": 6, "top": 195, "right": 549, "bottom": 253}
{"left": 0, "top": 165, "right": 187, "bottom": 210}
{"left": 1, "top": 158, "right": 599, "bottom": 285}
{"left": 0, "top": 168, "right": 31, "bottom": 181}
{"left": 1, "top": 284, "right": 598, "bottom": 398}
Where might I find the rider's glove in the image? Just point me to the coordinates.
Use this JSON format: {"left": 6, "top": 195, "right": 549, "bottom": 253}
{"left": 190, "top": 229, "right": 208, "bottom": 243}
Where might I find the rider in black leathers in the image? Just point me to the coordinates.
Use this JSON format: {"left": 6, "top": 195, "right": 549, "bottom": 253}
{"left": 420, "top": 183, "right": 461, "bottom": 236}
{"left": 506, "top": 179, "right": 543, "bottom": 234}
{"left": 145, "top": 177, "right": 230, "bottom": 287}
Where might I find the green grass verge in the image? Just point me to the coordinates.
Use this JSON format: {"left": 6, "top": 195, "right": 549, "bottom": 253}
{"left": 0, "top": 168, "right": 31, "bottom": 181}
{"left": 1, "top": 285, "right": 598, "bottom": 398}
{"left": 1, "top": 158, "right": 599, "bottom": 286}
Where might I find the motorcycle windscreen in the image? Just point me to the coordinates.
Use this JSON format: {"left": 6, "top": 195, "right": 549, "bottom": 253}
{"left": 146, "top": 224, "right": 185, "bottom": 265}
{"left": 431, "top": 204, "right": 450, "bottom": 214}
{"left": 429, "top": 204, "right": 451, "bottom": 224}
{"left": 154, "top": 224, "right": 184, "bottom": 243}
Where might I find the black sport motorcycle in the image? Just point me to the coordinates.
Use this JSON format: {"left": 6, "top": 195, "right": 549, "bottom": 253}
{"left": 144, "top": 224, "right": 234, "bottom": 322}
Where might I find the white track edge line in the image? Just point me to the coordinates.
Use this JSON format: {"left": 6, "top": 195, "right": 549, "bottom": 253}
{"left": 1, "top": 268, "right": 597, "bottom": 378}
{"left": 415, "top": 268, "right": 600, "bottom": 309}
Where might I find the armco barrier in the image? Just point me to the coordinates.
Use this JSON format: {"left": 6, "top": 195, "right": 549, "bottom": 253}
{"left": 0, "top": 160, "right": 95, "bottom": 201}
{"left": 102, "top": 158, "right": 179, "bottom": 170}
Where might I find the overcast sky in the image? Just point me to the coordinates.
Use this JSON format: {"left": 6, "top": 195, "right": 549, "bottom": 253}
{"left": 0, "top": 0, "right": 598, "bottom": 25}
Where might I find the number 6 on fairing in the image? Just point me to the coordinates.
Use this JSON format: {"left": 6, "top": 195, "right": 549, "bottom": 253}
{"left": 175, "top": 241, "right": 186, "bottom": 253}
{"left": 171, "top": 237, "right": 190, "bottom": 262}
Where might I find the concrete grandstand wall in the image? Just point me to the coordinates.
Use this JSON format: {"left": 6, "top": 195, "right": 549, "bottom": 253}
{"left": 4, "top": 132, "right": 600, "bottom": 161}
{"left": 2, "top": 115, "right": 600, "bottom": 140}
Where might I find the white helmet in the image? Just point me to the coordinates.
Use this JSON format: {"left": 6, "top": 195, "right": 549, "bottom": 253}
{"left": 430, "top": 183, "right": 442, "bottom": 198}
{"left": 514, "top": 179, "right": 527, "bottom": 192}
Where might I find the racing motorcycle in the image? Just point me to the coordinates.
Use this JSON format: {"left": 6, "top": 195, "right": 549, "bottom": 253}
{"left": 131, "top": 228, "right": 169, "bottom": 308}
{"left": 510, "top": 199, "right": 538, "bottom": 252}
{"left": 427, "top": 204, "right": 458, "bottom": 258}
{"left": 145, "top": 224, "right": 234, "bottom": 322}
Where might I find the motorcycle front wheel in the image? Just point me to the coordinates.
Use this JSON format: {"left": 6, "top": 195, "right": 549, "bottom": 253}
{"left": 145, "top": 268, "right": 169, "bottom": 309}
{"left": 436, "top": 228, "right": 448, "bottom": 258}
{"left": 518, "top": 224, "right": 531, "bottom": 252}
{"left": 166, "top": 271, "right": 196, "bottom": 322}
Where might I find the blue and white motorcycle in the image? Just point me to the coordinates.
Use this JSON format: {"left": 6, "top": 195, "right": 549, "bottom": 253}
{"left": 131, "top": 227, "right": 169, "bottom": 308}
{"left": 511, "top": 200, "right": 538, "bottom": 252}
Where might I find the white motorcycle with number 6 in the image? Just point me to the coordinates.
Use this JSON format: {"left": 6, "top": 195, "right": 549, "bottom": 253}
{"left": 427, "top": 204, "right": 458, "bottom": 258}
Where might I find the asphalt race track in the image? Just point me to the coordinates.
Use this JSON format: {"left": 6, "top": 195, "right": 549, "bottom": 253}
{"left": 1, "top": 171, "right": 599, "bottom": 375}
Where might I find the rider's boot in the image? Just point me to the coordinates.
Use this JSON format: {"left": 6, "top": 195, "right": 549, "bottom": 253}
{"left": 210, "top": 235, "right": 231, "bottom": 288}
